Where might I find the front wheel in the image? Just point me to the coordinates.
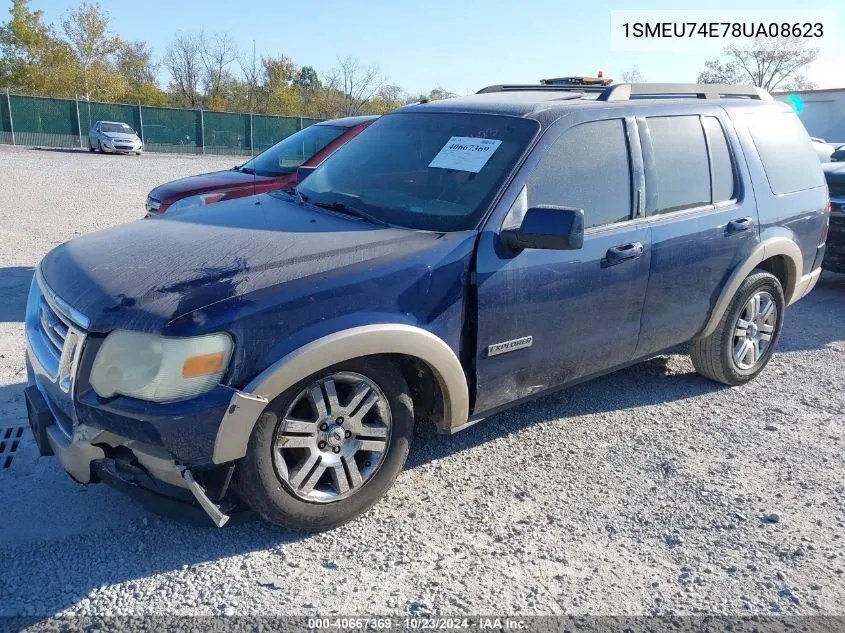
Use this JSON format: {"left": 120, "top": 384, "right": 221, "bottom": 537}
{"left": 235, "top": 357, "right": 413, "bottom": 531}
{"left": 691, "top": 269, "right": 785, "bottom": 385}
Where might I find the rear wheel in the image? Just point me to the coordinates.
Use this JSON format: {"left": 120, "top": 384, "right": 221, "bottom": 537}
{"left": 235, "top": 357, "right": 413, "bottom": 531}
{"left": 691, "top": 269, "right": 784, "bottom": 385}
{"left": 88, "top": 141, "right": 95, "bottom": 153}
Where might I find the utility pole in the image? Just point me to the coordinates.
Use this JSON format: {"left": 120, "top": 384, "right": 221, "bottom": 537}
{"left": 250, "top": 39, "right": 256, "bottom": 155}
{"left": 137, "top": 101, "right": 145, "bottom": 144}
{"left": 6, "top": 89, "right": 15, "bottom": 146}
{"left": 75, "top": 95, "right": 84, "bottom": 148}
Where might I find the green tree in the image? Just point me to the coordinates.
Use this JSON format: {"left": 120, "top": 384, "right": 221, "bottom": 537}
{"left": 0, "top": 0, "right": 74, "bottom": 95}
{"left": 116, "top": 40, "right": 157, "bottom": 94}
{"left": 60, "top": 2, "right": 122, "bottom": 100}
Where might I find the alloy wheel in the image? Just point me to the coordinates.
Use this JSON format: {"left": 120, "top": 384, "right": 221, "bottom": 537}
{"left": 272, "top": 372, "right": 391, "bottom": 503}
{"left": 732, "top": 291, "right": 777, "bottom": 370}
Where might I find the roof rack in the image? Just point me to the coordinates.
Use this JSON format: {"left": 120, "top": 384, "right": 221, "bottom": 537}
{"left": 597, "top": 83, "right": 772, "bottom": 101}
{"left": 540, "top": 76, "right": 613, "bottom": 87}
{"left": 476, "top": 84, "right": 607, "bottom": 95}
{"left": 476, "top": 82, "right": 772, "bottom": 101}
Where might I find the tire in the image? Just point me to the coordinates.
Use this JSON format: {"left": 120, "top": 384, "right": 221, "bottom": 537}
{"left": 691, "top": 269, "right": 785, "bottom": 386}
{"left": 97, "top": 141, "right": 104, "bottom": 154}
{"left": 235, "top": 357, "right": 413, "bottom": 531}
{"left": 88, "top": 142, "right": 95, "bottom": 153}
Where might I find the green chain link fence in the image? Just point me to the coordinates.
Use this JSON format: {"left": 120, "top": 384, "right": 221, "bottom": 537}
{"left": 0, "top": 92, "right": 321, "bottom": 155}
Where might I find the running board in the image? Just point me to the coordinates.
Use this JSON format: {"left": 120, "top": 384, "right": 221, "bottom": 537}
{"left": 181, "top": 468, "right": 230, "bottom": 527}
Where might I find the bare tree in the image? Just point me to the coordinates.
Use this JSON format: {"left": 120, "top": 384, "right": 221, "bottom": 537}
{"left": 620, "top": 65, "right": 645, "bottom": 83}
{"left": 428, "top": 86, "right": 456, "bottom": 101}
{"left": 60, "top": 1, "right": 121, "bottom": 100}
{"left": 238, "top": 47, "right": 261, "bottom": 112}
{"left": 199, "top": 31, "right": 238, "bottom": 101}
{"left": 325, "top": 56, "right": 386, "bottom": 116}
{"left": 163, "top": 31, "right": 202, "bottom": 107}
{"left": 698, "top": 37, "right": 818, "bottom": 91}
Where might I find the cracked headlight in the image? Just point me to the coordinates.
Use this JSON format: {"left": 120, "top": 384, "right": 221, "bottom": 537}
{"left": 90, "top": 330, "right": 234, "bottom": 402}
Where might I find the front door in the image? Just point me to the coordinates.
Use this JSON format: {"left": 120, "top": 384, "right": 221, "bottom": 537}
{"left": 473, "top": 116, "right": 651, "bottom": 415}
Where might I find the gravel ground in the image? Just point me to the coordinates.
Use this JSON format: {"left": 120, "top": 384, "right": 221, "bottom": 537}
{"left": 0, "top": 144, "right": 844, "bottom": 619}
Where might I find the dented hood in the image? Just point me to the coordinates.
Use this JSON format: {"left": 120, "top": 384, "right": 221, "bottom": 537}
{"left": 40, "top": 194, "right": 443, "bottom": 332}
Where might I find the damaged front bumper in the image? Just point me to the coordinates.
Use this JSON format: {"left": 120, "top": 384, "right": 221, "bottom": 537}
{"left": 24, "top": 384, "right": 241, "bottom": 527}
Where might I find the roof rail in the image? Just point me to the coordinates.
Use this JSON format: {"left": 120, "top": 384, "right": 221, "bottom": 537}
{"left": 476, "top": 82, "right": 773, "bottom": 101}
{"left": 476, "top": 84, "right": 606, "bottom": 95}
{"left": 597, "top": 83, "right": 772, "bottom": 101}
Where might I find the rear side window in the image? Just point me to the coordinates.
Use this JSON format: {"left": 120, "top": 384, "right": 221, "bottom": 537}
{"left": 527, "top": 119, "right": 632, "bottom": 229}
{"left": 702, "top": 117, "right": 735, "bottom": 203}
{"left": 647, "top": 116, "right": 710, "bottom": 214}
{"left": 746, "top": 111, "right": 825, "bottom": 194}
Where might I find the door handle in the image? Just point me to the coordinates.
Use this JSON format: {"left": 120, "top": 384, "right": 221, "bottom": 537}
{"left": 606, "top": 242, "right": 644, "bottom": 265}
{"left": 727, "top": 217, "right": 753, "bottom": 234}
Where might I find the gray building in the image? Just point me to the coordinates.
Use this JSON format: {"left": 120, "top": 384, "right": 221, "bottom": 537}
{"left": 773, "top": 88, "right": 845, "bottom": 144}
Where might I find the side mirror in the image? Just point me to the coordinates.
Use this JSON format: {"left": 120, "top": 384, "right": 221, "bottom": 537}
{"left": 296, "top": 165, "right": 317, "bottom": 184}
{"left": 500, "top": 205, "right": 584, "bottom": 251}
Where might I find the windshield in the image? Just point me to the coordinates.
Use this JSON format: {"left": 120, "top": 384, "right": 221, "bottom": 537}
{"left": 101, "top": 122, "right": 134, "bottom": 134}
{"left": 295, "top": 112, "right": 538, "bottom": 231}
{"left": 241, "top": 124, "right": 348, "bottom": 177}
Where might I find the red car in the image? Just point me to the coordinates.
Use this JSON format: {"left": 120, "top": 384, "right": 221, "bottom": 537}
{"left": 145, "top": 115, "right": 377, "bottom": 216}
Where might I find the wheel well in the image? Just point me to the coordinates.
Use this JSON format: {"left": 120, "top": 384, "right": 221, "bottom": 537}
{"left": 755, "top": 255, "right": 791, "bottom": 295}
{"left": 392, "top": 354, "right": 445, "bottom": 430}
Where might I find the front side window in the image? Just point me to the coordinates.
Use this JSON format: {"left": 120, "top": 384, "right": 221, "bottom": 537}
{"left": 647, "top": 116, "right": 711, "bottom": 214}
{"left": 295, "top": 112, "right": 539, "bottom": 232}
{"left": 526, "top": 118, "right": 632, "bottom": 229}
{"left": 241, "top": 124, "right": 348, "bottom": 178}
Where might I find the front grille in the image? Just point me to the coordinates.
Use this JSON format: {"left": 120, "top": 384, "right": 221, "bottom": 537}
{"left": 26, "top": 274, "right": 89, "bottom": 438}
{"left": 38, "top": 299, "right": 71, "bottom": 375}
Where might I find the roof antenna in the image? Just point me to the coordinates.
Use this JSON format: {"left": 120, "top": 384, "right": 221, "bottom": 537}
{"left": 251, "top": 38, "right": 257, "bottom": 198}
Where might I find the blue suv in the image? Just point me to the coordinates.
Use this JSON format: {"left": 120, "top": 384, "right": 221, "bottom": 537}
{"left": 24, "top": 83, "right": 829, "bottom": 530}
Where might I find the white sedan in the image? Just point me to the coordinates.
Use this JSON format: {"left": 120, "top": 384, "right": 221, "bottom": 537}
{"left": 88, "top": 121, "right": 143, "bottom": 155}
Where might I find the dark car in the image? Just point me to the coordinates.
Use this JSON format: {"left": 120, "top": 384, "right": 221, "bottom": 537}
{"left": 145, "top": 116, "right": 376, "bottom": 216}
{"left": 25, "top": 83, "right": 827, "bottom": 531}
{"left": 822, "top": 162, "right": 845, "bottom": 272}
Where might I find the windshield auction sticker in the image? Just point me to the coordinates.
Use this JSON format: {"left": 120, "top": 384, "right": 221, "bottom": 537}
{"left": 429, "top": 137, "right": 502, "bottom": 173}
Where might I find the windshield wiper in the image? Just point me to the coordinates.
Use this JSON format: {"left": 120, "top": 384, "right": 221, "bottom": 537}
{"left": 312, "top": 200, "right": 389, "bottom": 227}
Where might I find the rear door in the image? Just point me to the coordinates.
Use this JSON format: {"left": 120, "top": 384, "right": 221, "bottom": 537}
{"left": 473, "top": 114, "right": 652, "bottom": 415}
{"left": 634, "top": 110, "right": 759, "bottom": 357}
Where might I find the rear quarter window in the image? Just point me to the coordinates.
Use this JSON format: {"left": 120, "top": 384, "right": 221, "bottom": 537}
{"left": 746, "top": 111, "right": 825, "bottom": 195}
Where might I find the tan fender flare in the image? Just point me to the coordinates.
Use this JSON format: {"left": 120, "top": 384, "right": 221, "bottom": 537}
{"left": 698, "top": 237, "right": 804, "bottom": 339}
{"left": 212, "top": 324, "right": 469, "bottom": 464}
